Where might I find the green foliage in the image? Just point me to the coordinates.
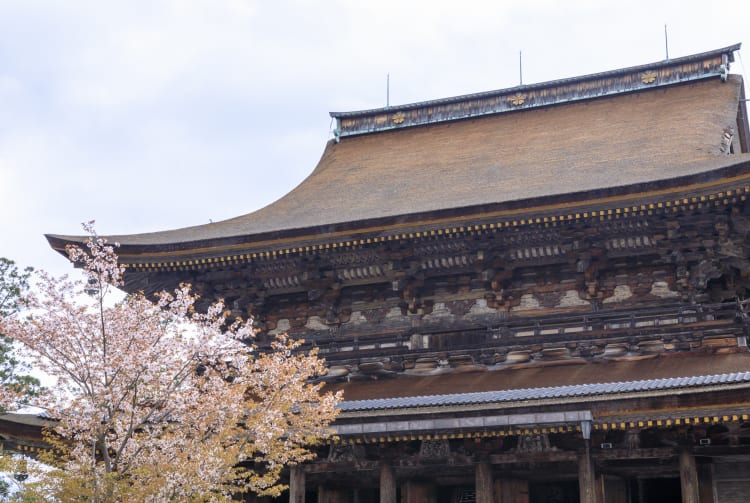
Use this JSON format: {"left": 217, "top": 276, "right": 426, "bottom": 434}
{"left": 0, "top": 259, "right": 33, "bottom": 317}
{"left": 0, "top": 261, "right": 44, "bottom": 503}
{"left": 0, "top": 259, "right": 42, "bottom": 409}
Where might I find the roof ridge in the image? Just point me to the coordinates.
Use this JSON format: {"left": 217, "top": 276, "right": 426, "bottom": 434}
{"left": 331, "top": 44, "right": 741, "bottom": 138}
{"left": 331, "top": 43, "right": 741, "bottom": 118}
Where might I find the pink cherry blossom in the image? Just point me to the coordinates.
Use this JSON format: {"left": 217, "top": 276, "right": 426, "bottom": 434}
{"left": 0, "top": 224, "right": 340, "bottom": 502}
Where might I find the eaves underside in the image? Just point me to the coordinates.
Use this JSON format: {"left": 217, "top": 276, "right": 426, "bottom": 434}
{"left": 331, "top": 380, "right": 750, "bottom": 444}
{"left": 329, "top": 408, "right": 750, "bottom": 445}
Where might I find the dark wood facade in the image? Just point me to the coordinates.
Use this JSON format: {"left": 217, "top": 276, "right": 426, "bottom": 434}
{"left": 43, "top": 44, "right": 750, "bottom": 502}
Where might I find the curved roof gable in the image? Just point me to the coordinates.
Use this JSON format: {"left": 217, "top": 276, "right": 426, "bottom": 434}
{"left": 48, "top": 45, "right": 748, "bottom": 260}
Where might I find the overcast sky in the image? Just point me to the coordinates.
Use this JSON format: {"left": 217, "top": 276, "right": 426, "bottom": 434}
{"left": 1, "top": 0, "right": 749, "bottom": 279}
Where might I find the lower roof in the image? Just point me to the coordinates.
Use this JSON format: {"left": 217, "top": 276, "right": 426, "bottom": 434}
{"left": 328, "top": 352, "right": 750, "bottom": 411}
{"left": 339, "top": 370, "right": 750, "bottom": 412}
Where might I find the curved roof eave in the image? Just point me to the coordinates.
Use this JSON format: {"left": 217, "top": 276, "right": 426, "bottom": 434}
{"left": 46, "top": 49, "right": 748, "bottom": 263}
{"left": 47, "top": 154, "right": 750, "bottom": 265}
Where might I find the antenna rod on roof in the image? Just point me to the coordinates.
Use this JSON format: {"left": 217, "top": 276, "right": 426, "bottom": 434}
{"left": 664, "top": 24, "right": 669, "bottom": 61}
{"left": 519, "top": 51, "right": 523, "bottom": 86}
{"left": 386, "top": 73, "right": 390, "bottom": 108}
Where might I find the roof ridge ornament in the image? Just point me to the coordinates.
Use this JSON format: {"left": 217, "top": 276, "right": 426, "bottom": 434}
{"left": 508, "top": 92, "right": 526, "bottom": 106}
{"left": 331, "top": 44, "right": 741, "bottom": 139}
{"left": 641, "top": 71, "right": 658, "bottom": 84}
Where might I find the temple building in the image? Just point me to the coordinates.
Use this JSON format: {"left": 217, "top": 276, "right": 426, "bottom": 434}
{"left": 45, "top": 44, "right": 750, "bottom": 503}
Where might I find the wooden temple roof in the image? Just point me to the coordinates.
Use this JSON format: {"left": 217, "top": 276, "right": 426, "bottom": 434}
{"left": 47, "top": 45, "right": 749, "bottom": 270}
{"left": 337, "top": 369, "right": 750, "bottom": 412}
{"left": 328, "top": 352, "right": 750, "bottom": 441}
{"left": 326, "top": 352, "right": 750, "bottom": 406}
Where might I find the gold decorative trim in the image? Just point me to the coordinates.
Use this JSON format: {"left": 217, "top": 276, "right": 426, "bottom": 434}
{"left": 641, "top": 71, "right": 657, "bottom": 84}
{"left": 326, "top": 425, "right": 579, "bottom": 445}
{"left": 592, "top": 413, "right": 749, "bottom": 431}
{"left": 508, "top": 92, "right": 526, "bottom": 106}
{"left": 392, "top": 112, "right": 405, "bottom": 124}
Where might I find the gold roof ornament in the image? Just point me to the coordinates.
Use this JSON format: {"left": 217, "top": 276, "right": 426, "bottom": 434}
{"left": 641, "top": 71, "right": 658, "bottom": 84}
{"left": 508, "top": 92, "right": 526, "bottom": 106}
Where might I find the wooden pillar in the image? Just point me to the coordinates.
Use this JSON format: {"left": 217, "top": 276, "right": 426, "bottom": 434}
{"left": 679, "top": 450, "right": 699, "bottom": 503}
{"left": 380, "top": 463, "right": 396, "bottom": 503}
{"left": 289, "top": 465, "right": 305, "bottom": 503}
{"left": 317, "top": 485, "right": 327, "bottom": 503}
{"left": 476, "top": 462, "right": 493, "bottom": 503}
{"left": 578, "top": 446, "right": 598, "bottom": 503}
{"left": 697, "top": 464, "right": 715, "bottom": 503}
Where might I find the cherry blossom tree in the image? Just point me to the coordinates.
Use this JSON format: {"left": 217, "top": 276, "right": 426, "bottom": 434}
{"left": 0, "top": 224, "right": 340, "bottom": 502}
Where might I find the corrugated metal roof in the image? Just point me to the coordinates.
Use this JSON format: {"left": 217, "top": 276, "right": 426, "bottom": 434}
{"left": 338, "top": 371, "right": 750, "bottom": 412}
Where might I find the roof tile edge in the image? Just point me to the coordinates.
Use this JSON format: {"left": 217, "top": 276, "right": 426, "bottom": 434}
{"left": 331, "top": 43, "right": 741, "bottom": 139}
{"left": 337, "top": 370, "right": 750, "bottom": 412}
